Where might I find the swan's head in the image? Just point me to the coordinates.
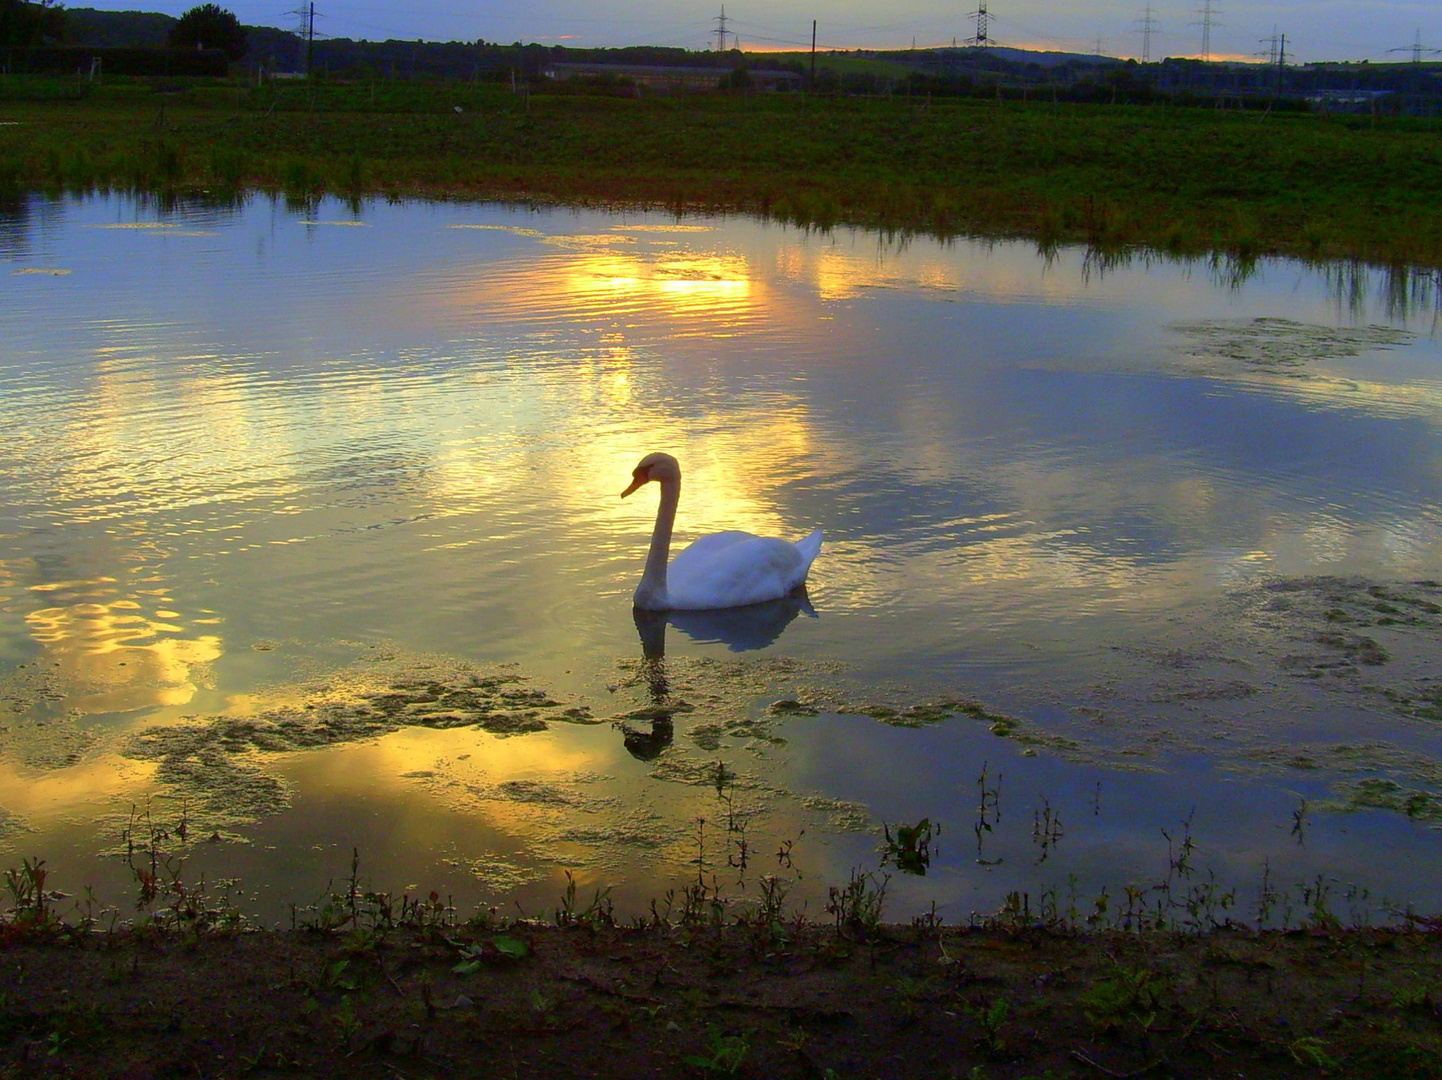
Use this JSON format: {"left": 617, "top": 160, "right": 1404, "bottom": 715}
{"left": 621, "top": 452, "right": 681, "bottom": 498}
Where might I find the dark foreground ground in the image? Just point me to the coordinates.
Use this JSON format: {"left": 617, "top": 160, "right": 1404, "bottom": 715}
{"left": 3, "top": 914, "right": 1441, "bottom": 1079}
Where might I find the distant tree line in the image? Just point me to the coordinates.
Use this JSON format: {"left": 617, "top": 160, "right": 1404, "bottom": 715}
{"left": 5, "top": 2, "right": 1439, "bottom": 112}
{"left": 1, "top": 0, "right": 64, "bottom": 48}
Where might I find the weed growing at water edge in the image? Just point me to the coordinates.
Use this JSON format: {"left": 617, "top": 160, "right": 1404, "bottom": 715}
{"left": 882, "top": 816, "right": 938, "bottom": 875}
{"left": 554, "top": 868, "right": 615, "bottom": 928}
{"left": 826, "top": 867, "right": 889, "bottom": 939}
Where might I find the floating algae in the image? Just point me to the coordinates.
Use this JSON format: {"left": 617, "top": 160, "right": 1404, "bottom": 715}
{"left": 1169, "top": 317, "right": 1412, "bottom": 376}
{"left": 799, "top": 795, "right": 873, "bottom": 833}
{"left": 1061, "top": 576, "right": 1442, "bottom": 823}
{"left": 120, "top": 655, "right": 596, "bottom": 835}
{"left": 1240, "top": 577, "right": 1442, "bottom": 698}
{"left": 441, "top": 852, "right": 544, "bottom": 894}
{"left": 607, "top": 652, "right": 1026, "bottom": 750}
{"left": 1322, "top": 777, "right": 1442, "bottom": 826}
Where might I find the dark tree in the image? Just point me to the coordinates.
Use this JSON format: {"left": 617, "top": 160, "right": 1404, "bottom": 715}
{"left": 168, "top": 3, "right": 246, "bottom": 59}
{"left": 0, "top": 0, "right": 66, "bottom": 48}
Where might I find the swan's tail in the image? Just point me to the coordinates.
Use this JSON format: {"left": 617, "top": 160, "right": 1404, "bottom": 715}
{"left": 794, "top": 529, "right": 823, "bottom": 572}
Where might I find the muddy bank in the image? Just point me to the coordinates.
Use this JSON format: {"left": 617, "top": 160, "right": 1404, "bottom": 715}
{"left": 2, "top": 913, "right": 1440, "bottom": 1079}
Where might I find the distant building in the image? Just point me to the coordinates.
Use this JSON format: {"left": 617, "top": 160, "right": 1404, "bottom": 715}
{"left": 544, "top": 62, "right": 802, "bottom": 93}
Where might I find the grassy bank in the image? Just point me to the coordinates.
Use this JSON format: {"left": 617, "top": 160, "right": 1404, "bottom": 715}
{"left": 3, "top": 78, "right": 1442, "bottom": 269}
{"left": 4, "top": 856, "right": 1442, "bottom": 1079}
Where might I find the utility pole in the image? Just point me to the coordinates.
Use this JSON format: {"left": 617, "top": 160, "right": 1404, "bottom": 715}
{"left": 1134, "top": 4, "right": 1159, "bottom": 63}
{"left": 810, "top": 19, "right": 816, "bottom": 89}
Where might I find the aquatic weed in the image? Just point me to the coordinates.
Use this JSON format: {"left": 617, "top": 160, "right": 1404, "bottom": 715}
{"left": 554, "top": 868, "right": 615, "bottom": 928}
{"left": 882, "top": 817, "right": 938, "bottom": 875}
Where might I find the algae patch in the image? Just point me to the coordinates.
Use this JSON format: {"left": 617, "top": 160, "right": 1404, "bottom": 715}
{"left": 607, "top": 652, "right": 1025, "bottom": 752}
{"left": 1324, "top": 776, "right": 1442, "bottom": 825}
{"left": 1169, "top": 317, "right": 1411, "bottom": 376}
{"left": 121, "top": 656, "right": 595, "bottom": 834}
{"left": 1074, "top": 576, "right": 1442, "bottom": 825}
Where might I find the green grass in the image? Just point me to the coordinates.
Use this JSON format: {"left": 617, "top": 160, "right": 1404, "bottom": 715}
{"left": 3, "top": 76, "right": 1442, "bottom": 268}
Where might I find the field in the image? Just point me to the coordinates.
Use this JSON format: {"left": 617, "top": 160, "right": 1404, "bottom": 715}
{"left": 3, "top": 76, "right": 1442, "bottom": 269}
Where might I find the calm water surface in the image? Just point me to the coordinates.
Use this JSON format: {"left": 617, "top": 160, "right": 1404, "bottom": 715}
{"left": 2, "top": 193, "right": 1441, "bottom": 924}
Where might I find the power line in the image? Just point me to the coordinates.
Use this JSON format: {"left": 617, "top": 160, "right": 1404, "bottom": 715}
{"left": 1387, "top": 28, "right": 1442, "bottom": 64}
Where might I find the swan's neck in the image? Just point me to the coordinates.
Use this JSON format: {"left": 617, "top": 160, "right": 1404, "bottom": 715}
{"left": 635, "top": 474, "right": 679, "bottom": 609}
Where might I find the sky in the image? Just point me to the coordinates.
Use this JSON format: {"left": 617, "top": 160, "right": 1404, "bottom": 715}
{"left": 79, "top": 0, "right": 1441, "bottom": 64}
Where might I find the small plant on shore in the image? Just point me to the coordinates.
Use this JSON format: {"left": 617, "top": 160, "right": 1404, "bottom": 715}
{"left": 298, "top": 849, "right": 401, "bottom": 941}
{"left": 554, "top": 868, "right": 615, "bottom": 928}
{"left": 119, "top": 800, "right": 243, "bottom": 933}
{"left": 2, "top": 857, "right": 59, "bottom": 934}
{"left": 736, "top": 872, "right": 795, "bottom": 949}
{"left": 1081, "top": 962, "right": 1166, "bottom": 1039}
{"left": 1288, "top": 1035, "right": 1339, "bottom": 1070}
{"left": 452, "top": 934, "right": 528, "bottom": 974}
{"left": 683, "top": 1026, "right": 750, "bottom": 1076}
{"left": 964, "top": 996, "right": 1010, "bottom": 1054}
{"left": 826, "top": 867, "right": 888, "bottom": 938}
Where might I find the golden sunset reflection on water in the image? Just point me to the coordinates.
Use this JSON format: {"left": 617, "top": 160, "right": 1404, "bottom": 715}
{"left": 2, "top": 194, "right": 1441, "bottom": 922}
{"left": 23, "top": 580, "right": 222, "bottom": 715}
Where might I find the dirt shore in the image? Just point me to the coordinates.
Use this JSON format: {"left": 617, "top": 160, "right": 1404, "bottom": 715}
{"left": 3, "top": 910, "right": 1441, "bottom": 1079}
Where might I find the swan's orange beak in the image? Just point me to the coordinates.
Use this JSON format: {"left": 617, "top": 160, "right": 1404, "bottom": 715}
{"left": 621, "top": 472, "right": 649, "bottom": 498}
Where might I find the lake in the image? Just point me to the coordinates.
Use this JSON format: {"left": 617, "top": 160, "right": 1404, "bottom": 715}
{"left": 3, "top": 192, "right": 1441, "bottom": 927}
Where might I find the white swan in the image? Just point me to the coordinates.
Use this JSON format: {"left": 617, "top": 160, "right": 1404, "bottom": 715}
{"left": 622, "top": 452, "right": 822, "bottom": 612}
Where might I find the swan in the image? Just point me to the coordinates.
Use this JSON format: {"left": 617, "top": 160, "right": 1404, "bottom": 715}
{"left": 621, "top": 452, "right": 822, "bottom": 612}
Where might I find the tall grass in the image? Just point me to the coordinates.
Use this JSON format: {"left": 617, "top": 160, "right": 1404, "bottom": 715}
{"left": 2, "top": 77, "right": 1440, "bottom": 268}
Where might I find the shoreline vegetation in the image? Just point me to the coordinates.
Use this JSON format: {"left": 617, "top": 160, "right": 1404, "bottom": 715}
{"left": 4, "top": 819, "right": 1442, "bottom": 1077}
{"left": 3, "top": 77, "right": 1442, "bottom": 275}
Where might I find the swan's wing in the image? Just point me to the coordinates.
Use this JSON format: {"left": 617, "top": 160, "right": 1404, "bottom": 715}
{"left": 668, "top": 532, "right": 817, "bottom": 610}
{"left": 671, "top": 530, "right": 758, "bottom": 569}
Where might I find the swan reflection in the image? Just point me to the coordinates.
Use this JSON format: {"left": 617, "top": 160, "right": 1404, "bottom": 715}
{"left": 620, "top": 594, "right": 816, "bottom": 760}
{"left": 635, "top": 591, "right": 816, "bottom": 657}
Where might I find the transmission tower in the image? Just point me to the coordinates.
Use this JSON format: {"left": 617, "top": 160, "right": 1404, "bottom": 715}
{"left": 1258, "top": 26, "right": 1278, "bottom": 65}
{"left": 1387, "top": 28, "right": 1442, "bottom": 64}
{"left": 1134, "top": 4, "right": 1159, "bottom": 62}
{"left": 1194, "top": 0, "right": 1219, "bottom": 61}
{"left": 712, "top": 5, "right": 735, "bottom": 51}
{"left": 289, "top": 2, "right": 318, "bottom": 74}
{"left": 965, "top": 2, "right": 991, "bottom": 47}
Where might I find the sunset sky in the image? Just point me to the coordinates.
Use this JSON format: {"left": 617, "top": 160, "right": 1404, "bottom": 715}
{"left": 77, "top": 0, "right": 1440, "bottom": 65}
